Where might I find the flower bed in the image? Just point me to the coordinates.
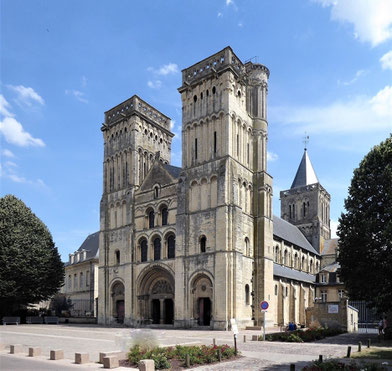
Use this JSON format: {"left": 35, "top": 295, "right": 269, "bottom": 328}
{"left": 302, "top": 359, "right": 386, "bottom": 370}
{"left": 128, "top": 344, "right": 238, "bottom": 369}
{"left": 264, "top": 327, "right": 344, "bottom": 343}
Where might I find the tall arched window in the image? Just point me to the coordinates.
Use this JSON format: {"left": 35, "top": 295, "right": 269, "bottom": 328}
{"left": 161, "top": 208, "right": 168, "bottom": 226}
{"left": 141, "top": 240, "right": 147, "bottom": 262}
{"left": 294, "top": 253, "right": 298, "bottom": 269}
{"left": 153, "top": 238, "right": 161, "bottom": 261}
{"left": 245, "top": 237, "right": 250, "bottom": 256}
{"left": 274, "top": 246, "right": 279, "bottom": 263}
{"left": 283, "top": 250, "right": 288, "bottom": 265}
{"left": 115, "top": 250, "right": 120, "bottom": 265}
{"left": 200, "top": 236, "right": 206, "bottom": 253}
{"left": 245, "top": 284, "right": 250, "bottom": 305}
{"left": 148, "top": 210, "right": 155, "bottom": 228}
{"left": 167, "top": 235, "right": 175, "bottom": 259}
{"left": 302, "top": 256, "right": 305, "bottom": 271}
{"left": 274, "top": 284, "right": 278, "bottom": 295}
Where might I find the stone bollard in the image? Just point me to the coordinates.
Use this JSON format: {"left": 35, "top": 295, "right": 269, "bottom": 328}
{"left": 243, "top": 335, "right": 246, "bottom": 343}
{"left": 213, "top": 338, "right": 216, "bottom": 346}
{"left": 50, "top": 349, "right": 64, "bottom": 360}
{"left": 367, "top": 339, "right": 371, "bottom": 348}
{"left": 99, "top": 351, "right": 121, "bottom": 364}
{"left": 28, "top": 347, "right": 41, "bottom": 357}
{"left": 318, "top": 355, "right": 323, "bottom": 363}
{"left": 75, "top": 352, "right": 89, "bottom": 364}
{"left": 358, "top": 342, "right": 362, "bottom": 352}
{"left": 252, "top": 335, "right": 258, "bottom": 341}
{"left": 103, "top": 355, "right": 119, "bottom": 369}
{"left": 346, "top": 346, "right": 352, "bottom": 358}
{"left": 217, "top": 349, "right": 222, "bottom": 362}
{"left": 185, "top": 354, "right": 190, "bottom": 368}
{"left": 139, "top": 359, "right": 155, "bottom": 371}
{"left": 10, "top": 344, "right": 23, "bottom": 354}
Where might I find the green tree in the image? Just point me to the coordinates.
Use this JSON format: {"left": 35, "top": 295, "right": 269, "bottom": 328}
{"left": 338, "top": 135, "right": 392, "bottom": 312}
{"left": 0, "top": 195, "right": 64, "bottom": 314}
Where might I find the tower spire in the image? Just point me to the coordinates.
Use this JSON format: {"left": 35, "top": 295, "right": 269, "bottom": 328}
{"left": 290, "top": 149, "right": 319, "bottom": 189}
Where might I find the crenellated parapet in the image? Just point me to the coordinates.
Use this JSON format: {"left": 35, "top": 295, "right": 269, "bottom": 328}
{"left": 179, "top": 46, "right": 245, "bottom": 91}
{"left": 103, "top": 95, "right": 171, "bottom": 132}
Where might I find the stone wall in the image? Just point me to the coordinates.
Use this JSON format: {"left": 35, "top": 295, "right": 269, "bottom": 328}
{"left": 306, "top": 300, "right": 358, "bottom": 332}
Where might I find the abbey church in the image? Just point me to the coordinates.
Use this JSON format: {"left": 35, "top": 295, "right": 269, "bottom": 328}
{"left": 97, "top": 47, "right": 331, "bottom": 329}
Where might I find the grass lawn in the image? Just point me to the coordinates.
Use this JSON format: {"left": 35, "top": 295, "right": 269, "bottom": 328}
{"left": 351, "top": 347, "right": 392, "bottom": 360}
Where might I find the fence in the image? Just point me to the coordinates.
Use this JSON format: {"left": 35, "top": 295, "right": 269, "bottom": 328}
{"left": 349, "top": 300, "right": 379, "bottom": 333}
{"left": 69, "top": 299, "right": 95, "bottom": 317}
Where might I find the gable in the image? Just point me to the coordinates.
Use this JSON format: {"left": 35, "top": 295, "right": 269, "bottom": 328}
{"left": 139, "top": 161, "right": 176, "bottom": 191}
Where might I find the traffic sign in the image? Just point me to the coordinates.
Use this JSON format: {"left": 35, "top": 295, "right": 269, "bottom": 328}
{"left": 260, "top": 301, "right": 269, "bottom": 311}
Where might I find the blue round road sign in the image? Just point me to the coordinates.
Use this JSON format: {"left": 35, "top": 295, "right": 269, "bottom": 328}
{"left": 260, "top": 301, "right": 269, "bottom": 310}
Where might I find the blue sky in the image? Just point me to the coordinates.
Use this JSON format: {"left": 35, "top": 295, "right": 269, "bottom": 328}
{"left": 1, "top": 0, "right": 391, "bottom": 261}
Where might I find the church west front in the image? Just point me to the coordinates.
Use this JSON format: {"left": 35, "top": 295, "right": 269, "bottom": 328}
{"left": 97, "top": 47, "right": 329, "bottom": 330}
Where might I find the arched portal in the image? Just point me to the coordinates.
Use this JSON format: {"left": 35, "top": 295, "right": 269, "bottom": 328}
{"left": 137, "top": 266, "right": 175, "bottom": 325}
{"left": 191, "top": 274, "right": 213, "bottom": 326}
{"left": 111, "top": 281, "right": 125, "bottom": 324}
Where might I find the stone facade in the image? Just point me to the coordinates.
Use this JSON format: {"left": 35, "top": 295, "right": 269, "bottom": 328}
{"left": 62, "top": 232, "right": 99, "bottom": 316}
{"left": 98, "top": 47, "right": 327, "bottom": 329}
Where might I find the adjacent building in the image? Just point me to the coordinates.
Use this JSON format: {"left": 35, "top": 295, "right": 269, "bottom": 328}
{"left": 62, "top": 232, "right": 99, "bottom": 317}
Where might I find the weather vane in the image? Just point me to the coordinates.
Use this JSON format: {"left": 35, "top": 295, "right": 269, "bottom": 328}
{"left": 303, "top": 133, "right": 309, "bottom": 150}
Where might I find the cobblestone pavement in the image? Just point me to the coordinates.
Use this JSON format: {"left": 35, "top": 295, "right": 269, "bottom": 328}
{"left": 0, "top": 324, "right": 375, "bottom": 370}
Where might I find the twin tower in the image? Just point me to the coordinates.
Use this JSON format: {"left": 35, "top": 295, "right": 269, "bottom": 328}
{"left": 98, "top": 47, "right": 329, "bottom": 328}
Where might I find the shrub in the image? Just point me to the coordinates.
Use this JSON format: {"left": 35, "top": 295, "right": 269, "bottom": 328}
{"left": 302, "top": 359, "right": 385, "bottom": 370}
{"left": 309, "top": 320, "right": 322, "bottom": 329}
{"left": 265, "top": 327, "right": 344, "bottom": 343}
{"left": 287, "top": 333, "right": 304, "bottom": 342}
{"left": 128, "top": 343, "right": 237, "bottom": 368}
{"left": 148, "top": 353, "right": 170, "bottom": 370}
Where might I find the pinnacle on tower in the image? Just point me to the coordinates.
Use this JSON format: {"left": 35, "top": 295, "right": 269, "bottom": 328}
{"left": 290, "top": 149, "right": 319, "bottom": 189}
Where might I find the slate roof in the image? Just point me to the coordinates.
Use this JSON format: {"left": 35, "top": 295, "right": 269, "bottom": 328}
{"left": 273, "top": 263, "right": 316, "bottom": 283}
{"left": 322, "top": 238, "right": 339, "bottom": 256}
{"left": 291, "top": 149, "right": 319, "bottom": 189}
{"left": 273, "top": 215, "right": 319, "bottom": 256}
{"left": 320, "top": 262, "right": 340, "bottom": 273}
{"left": 163, "top": 163, "right": 182, "bottom": 178}
{"left": 65, "top": 232, "right": 99, "bottom": 266}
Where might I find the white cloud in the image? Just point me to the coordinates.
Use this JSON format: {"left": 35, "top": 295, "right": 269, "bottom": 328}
{"left": 65, "top": 89, "right": 88, "bottom": 103}
{"left": 170, "top": 119, "right": 175, "bottom": 130}
{"left": 0, "top": 159, "right": 48, "bottom": 188}
{"left": 226, "top": 0, "right": 233, "bottom": 5}
{"left": 7, "top": 85, "right": 45, "bottom": 106}
{"left": 0, "top": 117, "right": 45, "bottom": 147}
{"left": 147, "top": 80, "right": 162, "bottom": 89}
{"left": 267, "top": 151, "right": 279, "bottom": 162}
{"left": 238, "top": 22, "right": 243, "bottom": 27}
{"left": 0, "top": 95, "right": 14, "bottom": 117}
{"left": 2, "top": 149, "right": 15, "bottom": 158}
{"left": 315, "top": 0, "right": 392, "bottom": 46}
{"left": 380, "top": 50, "right": 392, "bottom": 70}
{"left": 338, "top": 69, "right": 366, "bottom": 86}
{"left": 217, "top": 12, "right": 223, "bottom": 17}
{"left": 272, "top": 85, "right": 392, "bottom": 134}
{"left": 330, "top": 219, "right": 339, "bottom": 238}
{"left": 148, "top": 63, "right": 179, "bottom": 76}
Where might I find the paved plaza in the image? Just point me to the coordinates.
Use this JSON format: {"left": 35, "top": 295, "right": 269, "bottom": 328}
{"left": 0, "top": 324, "right": 379, "bottom": 370}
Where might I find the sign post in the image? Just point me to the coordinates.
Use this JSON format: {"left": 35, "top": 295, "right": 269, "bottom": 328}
{"left": 260, "top": 301, "right": 269, "bottom": 341}
{"left": 230, "top": 318, "right": 239, "bottom": 355}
